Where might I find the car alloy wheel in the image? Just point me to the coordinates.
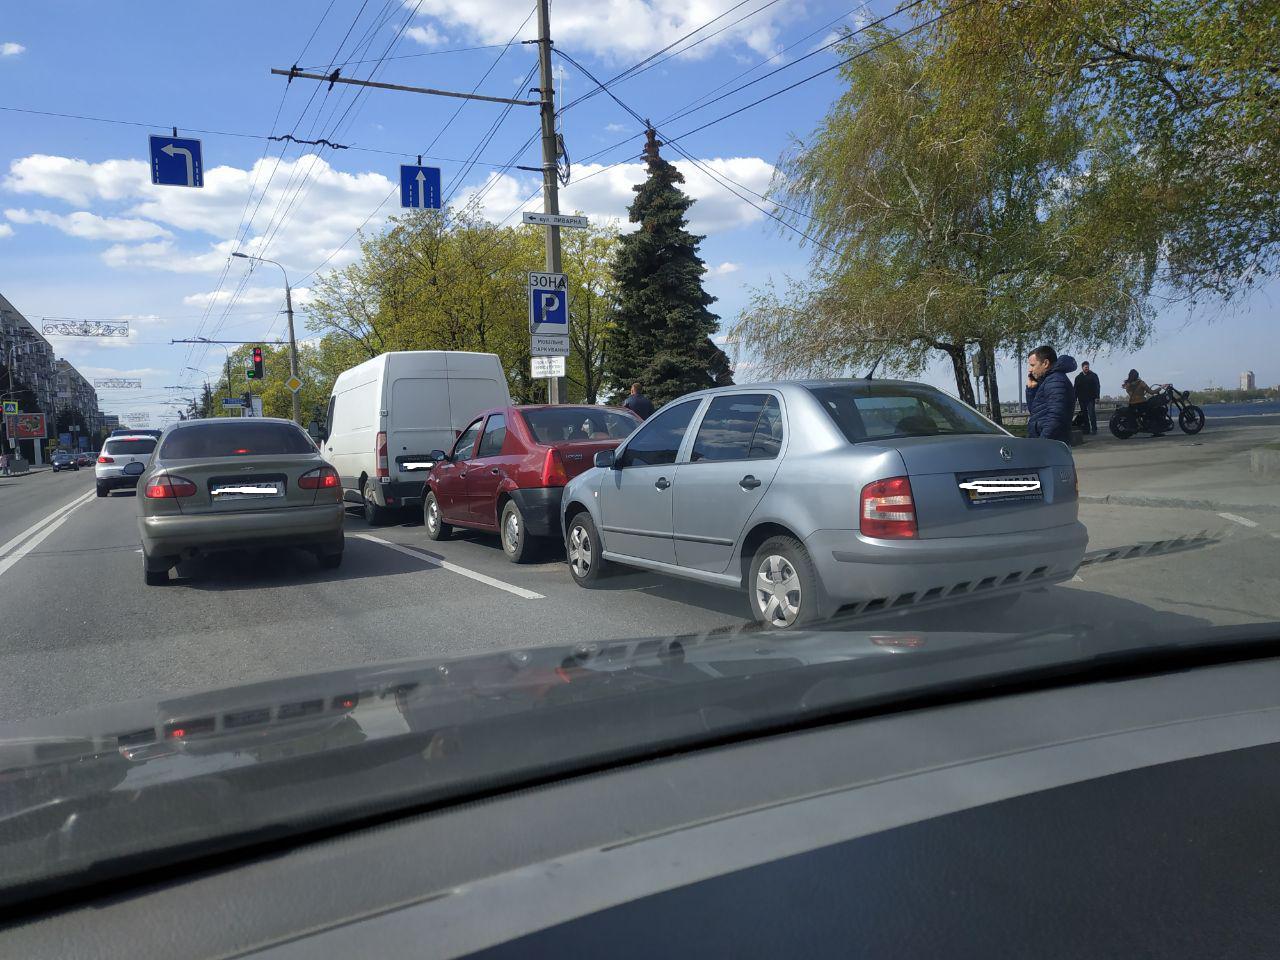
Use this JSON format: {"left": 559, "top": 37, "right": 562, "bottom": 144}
{"left": 755, "top": 554, "right": 802, "bottom": 627}
{"left": 568, "top": 522, "right": 591, "bottom": 579}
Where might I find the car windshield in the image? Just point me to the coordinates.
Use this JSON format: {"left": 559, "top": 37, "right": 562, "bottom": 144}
{"left": 159, "top": 421, "right": 315, "bottom": 458}
{"left": 102, "top": 438, "right": 158, "bottom": 455}
{"left": 523, "top": 407, "right": 638, "bottom": 442}
{"left": 0, "top": 0, "right": 1277, "bottom": 917}
{"left": 808, "top": 384, "right": 1002, "bottom": 443}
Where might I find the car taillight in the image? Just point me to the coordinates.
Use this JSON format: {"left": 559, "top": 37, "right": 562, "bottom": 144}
{"left": 860, "top": 476, "right": 917, "bottom": 539}
{"left": 145, "top": 475, "right": 197, "bottom": 499}
{"left": 376, "top": 431, "right": 388, "bottom": 478}
{"left": 299, "top": 465, "right": 341, "bottom": 490}
{"left": 540, "top": 448, "right": 569, "bottom": 487}
{"left": 98, "top": 455, "right": 114, "bottom": 463}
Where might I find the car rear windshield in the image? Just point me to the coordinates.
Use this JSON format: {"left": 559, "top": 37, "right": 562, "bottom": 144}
{"left": 102, "top": 438, "right": 158, "bottom": 455}
{"left": 806, "top": 384, "right": 1001, "bottom": 443}
{"left": 158, "top": 422, "right": 315, "bottom": 459}
{"left": 523, "top": 407, "right": 639, "bottom": 443}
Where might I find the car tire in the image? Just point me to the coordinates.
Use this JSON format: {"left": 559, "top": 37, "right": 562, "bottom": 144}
{"left": 424, "top": 490, "right": 452, "bottom": 541}
{"left": 361, "top": 479, "right": 391, "bottom": 526}
{"left": 500, "top": 500, "right": 540, "bottom": 563}
{"left": 566, "top": 511, "right": 610, "bottom": 586}
{"left": 748, "top": 536, "right": 826, "bottom": 630}
{"left": 143, "top": 551, "right": 171, "bottom": 586}
{"left": 318, "top": 550, "right": 343, "bottom": 570}
{"left": 96, "top": 484, "right": 107, "bottom": 497}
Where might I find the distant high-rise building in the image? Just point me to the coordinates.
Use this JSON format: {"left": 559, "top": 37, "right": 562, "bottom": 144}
{"left": 1240, "top": 371, "right": 1256, "bottom": 391}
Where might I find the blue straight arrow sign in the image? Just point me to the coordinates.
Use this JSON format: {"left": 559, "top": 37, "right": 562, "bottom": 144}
{"left": 400, "top": 164, "right": 442, "bottom": 209}
{"left": 149, "top": 135, "right": 204, "bottom": 188}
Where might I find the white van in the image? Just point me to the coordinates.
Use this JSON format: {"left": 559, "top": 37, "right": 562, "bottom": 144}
{"left": 317, "top": 351, "right": 511, "bottom": 523}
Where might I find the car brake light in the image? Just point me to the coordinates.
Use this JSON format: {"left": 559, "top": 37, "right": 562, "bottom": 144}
{"left": 540, "top": 447, "right": 569, "bottom": 486}
{"left": 376, "top": 431, "right": 388, "bottom": 478}
{"left": 98, "top": 455, "right": 114, "bottom": 463}
{"left": 299, "top": 465, "right": 341, "bottom": 490}
{"left": 860, "top": 476, "right": 917, "bottom": 539}
{"left": 145, "top": 475, "right": 198, "bottom": 499}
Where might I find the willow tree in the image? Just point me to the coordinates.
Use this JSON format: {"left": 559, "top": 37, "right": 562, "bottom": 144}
{"left": 732, "top": 26, "right": 1153, "bottom": 416}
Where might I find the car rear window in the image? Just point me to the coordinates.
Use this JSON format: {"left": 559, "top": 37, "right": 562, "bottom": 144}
{"left": 806, "top": 384, "right": 1000, "bottom": 443}
{"left": 158, "top": 422, "right": 315, "bottom": 459}
{"left": 523, "top": 407, "right": 639, "bottom": 443}
{"left": 102, "top": 438, "right": 158, "bottom": 455}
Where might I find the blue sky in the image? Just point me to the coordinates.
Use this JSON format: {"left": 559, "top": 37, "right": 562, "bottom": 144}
{"left": 1, "top": 1, "right": 1275, "bottom": 425}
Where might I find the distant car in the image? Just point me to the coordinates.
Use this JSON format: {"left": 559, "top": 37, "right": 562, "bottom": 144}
{"left": 424, "top": 404, "right": 641, "bottom": 562}
{"left": 561, "top": 380, "right": 1088, "bottom": 629}
{"left": 136, "top": 418, "right": 345, "bottom": 586}
{"left": 75, "top": 453, "right": 92, "bottom": 468}
{"left": 51, "top": 450, "right": 79, "bottom": 472}
{"left": 96, "top": 434, "right": 158, "bottom": 496}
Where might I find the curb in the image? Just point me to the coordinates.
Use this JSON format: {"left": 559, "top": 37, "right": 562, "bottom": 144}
{"left": 1080, "top": 493, "right": 1280, "bottom": 516}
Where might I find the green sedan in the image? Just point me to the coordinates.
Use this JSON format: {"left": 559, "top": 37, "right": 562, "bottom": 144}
{"left": 137, "top": 418, "right": 346, "bottom": 586}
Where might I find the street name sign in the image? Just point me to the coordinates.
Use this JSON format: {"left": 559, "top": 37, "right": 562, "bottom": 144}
{"left": 221, "top": 397, "right": 246, "bottom": 408}
{"left": 522, "top": 212, "right": 589, "bottom": 229}
{"left": 399, "top": 165, "right": 442, "bottom": 209}
{"left": 149, "top": 135, "right": 204, "bottom": 188}
{"left": 531, "top": 355, "right": 566, "bottom": 378}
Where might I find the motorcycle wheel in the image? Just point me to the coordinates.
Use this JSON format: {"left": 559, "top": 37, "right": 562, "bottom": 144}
{"left": 1109, "top": 412, "right": 1136, "bottom": 439}
{"left": 1179, "top": 405, "right": 1206, "bottom": 434}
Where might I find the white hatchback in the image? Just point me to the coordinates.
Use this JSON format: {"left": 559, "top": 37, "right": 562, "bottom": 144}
{"left": 95, "top": 434, "right": 158, "bottom": 496}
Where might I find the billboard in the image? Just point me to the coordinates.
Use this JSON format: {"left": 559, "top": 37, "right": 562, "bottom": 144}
{"left": 5, "top": 413, "right": 48, "bottom": 439}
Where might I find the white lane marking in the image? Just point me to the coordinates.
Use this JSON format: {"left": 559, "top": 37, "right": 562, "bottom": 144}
{"left": 0, "top": 509, "right": 80, "bottom": 580}
{"left": 354, "top": 534, "right": 545, "bottom": 600}
{"left": 1070, "top": 574, "right": 1084, "bottom": 582}
{"left": 0, "top": 488, "right": 96, "bottom": 559}
{"left": 1218, "top": 512, "right": 1259, "bottom": 529}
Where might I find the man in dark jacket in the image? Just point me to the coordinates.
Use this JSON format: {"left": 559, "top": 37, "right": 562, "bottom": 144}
{"left": 623, "top": 382, "right": 654, "bottom": 420}
{"left": 1074, "top": 361, "right": 1101, "bottom": 435}
{"left": 1025, "top": 345, "right": 1077, "bottom": 444}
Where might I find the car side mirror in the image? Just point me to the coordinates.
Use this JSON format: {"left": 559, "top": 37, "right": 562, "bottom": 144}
{"left": 594, "top": 449, "right": 617, "bottom": 469}
{"left": 429, "top": 449, "right": 449, "bottom": 463}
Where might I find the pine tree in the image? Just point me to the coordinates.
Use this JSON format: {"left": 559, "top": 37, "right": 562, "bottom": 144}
{"left": 607, "top": 129, "right": 732, "bottom": 407}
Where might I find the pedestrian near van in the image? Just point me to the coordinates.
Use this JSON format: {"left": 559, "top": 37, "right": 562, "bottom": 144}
{"left": 1025, "top": 345, "right": 1077, "bottom": 445}
{"left": 1074, "top": 361, "right": 1101, "bottom": 435}
{"left": 623, "top": 382, "right": 654, "bottom": 420}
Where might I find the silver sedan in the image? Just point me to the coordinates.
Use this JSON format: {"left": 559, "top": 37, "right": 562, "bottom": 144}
{"left": 561, "top": 380, "right": 1087, "bottom": 629}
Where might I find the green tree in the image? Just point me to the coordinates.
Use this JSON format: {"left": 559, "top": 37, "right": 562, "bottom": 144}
{"left": 732, "top": 29, "right": 1152, "bottom": 415}
{"left": 607, "top": 130, "right": 732, "bottom": 407}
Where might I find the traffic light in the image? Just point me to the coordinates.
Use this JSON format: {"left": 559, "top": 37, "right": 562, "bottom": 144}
{"left": 245, "top": 346, "right": 265, "bottom": 380}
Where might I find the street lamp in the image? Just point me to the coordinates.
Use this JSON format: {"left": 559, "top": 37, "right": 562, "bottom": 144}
{"left": 232, "top": 252, "right": 299, "bottom": 424}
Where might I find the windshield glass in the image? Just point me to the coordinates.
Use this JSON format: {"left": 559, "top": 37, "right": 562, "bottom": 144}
{"left": 0, "top": 0, "right": 1276, "bottom": 915}
{"left": 523, "top": 407, "right": 639, "bottom": 442}
{"left": 102, "top": 438, "right": 158, "bottom": 455}
{"left": 159, "top": 421, "right": 314, "bottom": 458}
{"left": 807, "top": 384, "right": 1002, "bottom": 443}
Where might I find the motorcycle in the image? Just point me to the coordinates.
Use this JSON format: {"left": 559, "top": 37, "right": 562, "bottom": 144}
{"left": 1108, "top": 384, "right": 1205, "bottom": 439}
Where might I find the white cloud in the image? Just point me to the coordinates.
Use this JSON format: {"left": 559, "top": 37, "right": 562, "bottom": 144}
{"left": 0, "top": 223, "right": 12, "bottom": 238}
{"left": 406, "top": 0, "right": 789, "bottom": 61}
{"left": 4, "top": 155, "right": 148, "bottom": 205}
{"left": 710, "top": 261, "right": 740, "bottom": 275}
{"left": 5, "top": 207, "right": 171, "bottom": 241}
{"left": 457, "top": 156, "right": 774, "bottom": 235}
{"left": 183, "top": 286, "right": 313, "bottom": 308}
{"left": 405, "top": 24, "right": 448, "bottom": 47}
{"left": 1, "top": 42, "right": 24, "bottom": 56}
{"left": 604, "top": 122, "right": 629, "bottom": 133}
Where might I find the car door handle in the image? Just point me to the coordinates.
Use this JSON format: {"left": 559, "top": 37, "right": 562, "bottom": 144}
{"left": 654, "top": 477, "right": 671, "bottom": 490}
{"left": 460, "top": 471, "right": 468, "bottom": 478}
{"left": 739, "top": 475, "right": 762, "bottom": 490}
{"left": 490, "top": 468, "right": 500, "bottom": 476}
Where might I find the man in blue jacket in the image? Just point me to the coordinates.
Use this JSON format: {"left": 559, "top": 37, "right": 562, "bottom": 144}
{"left": 1025, "top": 345, "right": 1077, "bottom": 444}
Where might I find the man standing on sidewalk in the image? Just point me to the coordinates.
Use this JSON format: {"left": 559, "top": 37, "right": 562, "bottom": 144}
{"left": 1074, "top": 361, "right": 1101, "bottom": 435}
{"left": 1026, "top": 345, "right": 1077, "bottom": 445}
{"left": 623, "top": 382, "right": 654, "bottom": 420}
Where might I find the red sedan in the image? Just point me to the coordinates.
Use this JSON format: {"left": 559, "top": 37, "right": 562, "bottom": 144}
{"left": 424, "top": 404, "right": 641, "bottom": 562}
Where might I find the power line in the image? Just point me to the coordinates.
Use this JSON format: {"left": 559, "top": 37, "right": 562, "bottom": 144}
{"left": 299, "top": 42, "right": 508, "bottom": 71}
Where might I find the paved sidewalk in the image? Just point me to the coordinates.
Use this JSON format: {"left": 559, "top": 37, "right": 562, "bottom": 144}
{"left": 1074, "top": 421, "right": 1280, "bottom": 516}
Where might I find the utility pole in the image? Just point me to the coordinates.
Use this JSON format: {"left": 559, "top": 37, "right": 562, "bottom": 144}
{"left": 536, "top": 0, "right": 562, "bottom": 404}
{"left": 232, "top": 252, "right": 299, "bottom": 424}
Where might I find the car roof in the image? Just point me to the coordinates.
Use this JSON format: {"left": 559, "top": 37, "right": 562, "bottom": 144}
{"left": 166, "top": 417, "right": 300, "bottom": 428}
{"left": 106, "top": 434, "right": 159, "bottom": 441}
{"left": 668, "top": 378, "right": 933, "bottom": 402}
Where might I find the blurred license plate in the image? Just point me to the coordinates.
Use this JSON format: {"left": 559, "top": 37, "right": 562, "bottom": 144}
{"left": 212, "top": 482, "right": 283, "bottom": 499}
{"left": 123, "top": 462, "right": 145, "bottom": 476}
{"left": 958, "top": 473, "right": 1041, "bottom": 504}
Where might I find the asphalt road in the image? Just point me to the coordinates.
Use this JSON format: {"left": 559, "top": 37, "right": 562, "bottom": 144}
{"left": 1, "top": 430, "right": 1278, "bottom": 722}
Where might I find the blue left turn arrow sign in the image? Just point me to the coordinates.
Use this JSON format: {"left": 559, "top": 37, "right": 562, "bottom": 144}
{"left": 149, "top": 135, "right": 204, "bottom": 188}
